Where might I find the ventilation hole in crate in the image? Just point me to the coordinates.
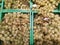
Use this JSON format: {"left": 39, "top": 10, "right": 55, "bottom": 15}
{"left": 3, "top": 2, "right": 5, "bottom": 9}
{"left": 0, "top": 5, "right": 1, "bottom": 9}
{"left": 34, "top": 13, "right": 38, "bottom": 18}
{"left": 2, "top": 13, "right": 12, "bottom": 21}
{"left": 2, "top": 13, "right": 6, "bottom": 21}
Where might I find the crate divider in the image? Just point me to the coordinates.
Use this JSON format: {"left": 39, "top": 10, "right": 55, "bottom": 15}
{"left": 2, "top": 9, "right": 30, "bottom": 13}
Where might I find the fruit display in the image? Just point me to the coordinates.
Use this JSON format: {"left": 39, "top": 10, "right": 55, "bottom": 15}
{"left": 0, "top": 0, "right": 60, "bottom": 45}
{"left": 4, "top": 0, "right": 30, "bottom": 10}
{"left": 34, "top": 13, "right": 60, "bottom": 45}
{"left": 32, "top": 0, "right": 60, "bottom": 13}
{"left": 33, "top": 0, "right": 60, "bottom": 45}
{"left": 0, "top": 13, "right": 30, "bottom": 45}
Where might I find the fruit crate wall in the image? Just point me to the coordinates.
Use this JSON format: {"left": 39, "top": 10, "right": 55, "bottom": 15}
{"left": 0, "top": 0, "right": 37, "bottom": 45}
{"left": 0, "top": 0, "right": 60, "bottom": 45}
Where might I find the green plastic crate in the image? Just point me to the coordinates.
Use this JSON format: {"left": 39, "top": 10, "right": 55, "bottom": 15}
{"left": 0, "top": 0, "right": 60, "bottom": 45}
{"left": 0, "top": 0, "right": 37, "bottom": 45}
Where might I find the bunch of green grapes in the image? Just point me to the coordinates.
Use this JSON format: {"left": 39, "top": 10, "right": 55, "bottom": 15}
{"left": 32, "top": 0, "right": 60, "bottom": 13}
{"left": 4, "top": 0, "right": 30, "bottom": 10}
{"left": 34, "top": 12, "right": 60, "bottom": 45}
{"left": 0, "top": 12, "right": 30, "bottom": 45}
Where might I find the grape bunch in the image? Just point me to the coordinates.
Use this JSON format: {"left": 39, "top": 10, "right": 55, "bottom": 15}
{"left": 0, "top": 13, "right": 30, "bottom": 45}
{"left": 5, "top": 0, "right": 30, "bottom": 10}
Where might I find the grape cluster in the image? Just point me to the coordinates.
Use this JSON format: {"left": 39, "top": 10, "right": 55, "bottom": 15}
{"left": 0, "top": 13, "right": 30, "bottom": 45}
{"left": 5, "top": 0, "right": 30, "bottom": 10}
{"left": 0, "top": 0, "right": 60, "bottom": 45}
{"left": 32, "top": 0, "right": 60, "bottom": 12}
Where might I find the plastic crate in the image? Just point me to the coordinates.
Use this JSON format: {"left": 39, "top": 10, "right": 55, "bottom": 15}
{"left": 0, "top": 0, "right": 38, "bottom": 45}
{"left": 0, "top": 0, "right": 60, "bottom": 45}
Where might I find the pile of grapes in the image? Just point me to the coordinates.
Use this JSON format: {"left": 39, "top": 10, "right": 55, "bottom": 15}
{"left": 0, "top": 0, "right": 60, "bottom": 45}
